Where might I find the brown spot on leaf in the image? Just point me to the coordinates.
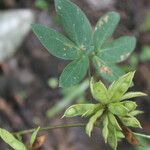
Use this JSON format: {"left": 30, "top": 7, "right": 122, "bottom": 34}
{"left": 100, "top": 66, "right": 112, "bottom": 75}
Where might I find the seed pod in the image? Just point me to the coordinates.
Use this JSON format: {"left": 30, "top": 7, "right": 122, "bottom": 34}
{"left": 108, "top": 71, "right": 135, "bottom": 102}
{"left": 102, "top": 115, "right": 109, "bottom": 143}
{"left": 108, "top": 103, "right": 129, "bottom": 116}
{"left": 121, "top": 101, "right": 137, "bottom": 112}
{"left": 64, "top": 104, "right": 98, "bottom": 117}
{"left": 108, "top": 112, "right": 122, "bottom": 130}
{"left": 90, "top": 78, "right": 109, "bottom": 104}
{"left": 121, "top": 116, "right": 142, "bottom": 128}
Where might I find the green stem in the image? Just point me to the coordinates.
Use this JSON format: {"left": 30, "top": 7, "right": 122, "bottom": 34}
{"left": 13, "top": 123, "right": 150, "bottom": 141}
{"left": 13, "top": 123, "right": 87, "bottom": 136}
{"left": 134, "top": 132, "right": 150, "bottom": 139}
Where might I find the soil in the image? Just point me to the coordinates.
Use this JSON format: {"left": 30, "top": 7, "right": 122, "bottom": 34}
{"left": 0, "top": 0, "right": 150, "bottom": 150}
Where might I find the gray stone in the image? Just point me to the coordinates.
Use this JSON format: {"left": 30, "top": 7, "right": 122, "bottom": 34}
{"left": 85, "top": 0, "right": 115, "bottom": 10}
{"left": 0, "top": 9, "right": 35, "bottom": 62}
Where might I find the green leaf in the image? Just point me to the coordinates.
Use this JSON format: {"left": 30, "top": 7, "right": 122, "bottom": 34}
{"left": 0, "top": 128, "right": 26, "bottom": 150}
{"left": 102, "top": 115, "right": 109, "bottom": 143}
{"left": 108, "top": 112, "right": 122, "bottom": 130}
{"left": 108, "top": 128, "right": 118, "bottom": 150}
{"left": 86, "top": 109, "right": 104, "bottom": 137}
{"left": 91, "top": 79, "right": 109, "bottom": 104}
{"left": 98, "top": 36, "right": 136, "bottom": 63}
{"left": 120, "top": 92, "right": 147, "bottom": 101}
{"left": 63, "top": 104, "right": 98, "bottom": 117}
{"left": 92, "top": 56, "right": 124, "bottom": 83}
{"left": 30, "top": 127, "right": 40, "bottom": 147}
{"left": 108, "top": 71, "right": 135, "bottom": 102}
{"left": 108, "top": 103, "right": 129, "bottom": 116}
{"left": 59, "top": 56, "right": 89, "bottom": 87}
{"left": 94, "top": 11, "right": 120, "bottom": 51}
{"left": 121, "top": 101, "right": 137, "bottom": 112}
{"left": 121, "top": 116, "right": 142, "bottom": 128}
{"left": 55, "top": 0, "right": 92, "bottom": 50}
{"left": 32, "top": 24, "right": 83, "bottom": 60}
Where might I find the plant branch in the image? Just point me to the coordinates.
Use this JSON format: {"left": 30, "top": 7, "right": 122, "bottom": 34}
{"left": 134, "top": 132, "right": 150, "bottom": 139}
{"left": 13, "top": 123, "right": 87, "bottom": 136}
{"left": 13, "top": 123, "right": 150, "bottom": 141}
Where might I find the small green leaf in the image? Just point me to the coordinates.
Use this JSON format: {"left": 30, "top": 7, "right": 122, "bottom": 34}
{"left": 86, "top": 109, "right": 104, "bottom": 137}
{"left": 121, "top": 116, "right": 142, "bottom": 128}
{"left": 91, "top": 79, "right": 108, "bottom": 103}
{"left": 120, "top": 92, "right": 147, "bottom": 101}
{"left": 108, "top": 112, "right": 122, "bottom": 130}
{"left": 121, "top": 101, "right": 137, "bottom": 112}
{"left": 108, "top": 71, "right": 135, "bottom": 102}
{"left": 0, "top": 128, "right": 26, "bottom": 150}
{"left": 30, "top": 127, "right": 40, "bottom": 147}
{"left": 108, "top": 128, "right": 118, "bottom": 150}
{"left": 94, "top": 11, "right": 120, "bottom": 51}
{"left": 102, "top": 115, "right": 109, "bottom": 143}
{"left": 59, "top": 56, "right": 89, "bottom": 87}
{"left": 92, "top": 56, "right": 124, "bottom": 83}
{"left": 98, "top": 36, "right": 136, "bottom": 63}
{"left": 55, "top": 0, "right": 92, "bottom": 50}
{"left": 64, "top": 104, "right": 98, "bottom": 117}
{"left": 32, "top": 24, "right": 83, "bottom": 60}
{"left": 108, "top": 103, "right": 129, "bottom": 116}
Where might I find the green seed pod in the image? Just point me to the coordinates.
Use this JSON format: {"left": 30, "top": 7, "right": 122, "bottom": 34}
{"left": 108, "top": 103, "right": 129, "bottom": 116}
{"left": 108, "top": 71, "right": 135, "bottom": 102}
{"left": 129, "top": 110, "right": 143, "bottom": 116}
{"left": 102, "top": 115, "right": 109, "bottom": 143}
{"left": 121, "top": 101, "right": 137, "bottom": 112}
{"left": 108, "top": 112, "right": 122, "bottom": 130}
{"left": 64, "top": 104, "right": 98, "bottom": 117}
{"left": 116, "top": 130, "right": 125, "bottom": 139}
{"left": 121, "top": 116, "right": 142, "bottom": 128}
{"left": 90, "top": 79, "right": 109, "bottom": 104}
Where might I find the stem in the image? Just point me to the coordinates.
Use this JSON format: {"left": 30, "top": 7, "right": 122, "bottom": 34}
{"left": 13, "top": 123, "right": 87, "bottom": 136}
{"left": 134, "top": 132, "right": 150, "bottom": 139}
{"left": 13, "top": 123, "right": 150, "bottom": 141}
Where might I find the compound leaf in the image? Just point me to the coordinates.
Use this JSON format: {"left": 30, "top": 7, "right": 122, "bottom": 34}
{"left": 32, "top": 24, "right": 83, "bottom": 60}
{"left": 55, "top": 0, "right": 92, "bottom": 50}
{"left": 98, "top": 36, "right": 136, "bottom": 63}
{"left": 59, "top": 56, "right": 89, "bottom": 87}
{"left": 0, "top": 128, "right": 26, "bottom": 150}
{"left": 94, "top": 11, "right": 120, "bottom": 51}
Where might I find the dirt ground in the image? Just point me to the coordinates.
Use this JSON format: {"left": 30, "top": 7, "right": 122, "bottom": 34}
{"left": 0, "top": 0, "right": 150, "bottom": 150}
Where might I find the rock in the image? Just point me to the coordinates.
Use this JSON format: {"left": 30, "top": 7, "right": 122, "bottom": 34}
{"left": 0, "top": 9, "right": 35, "bottom": 63}
{"left": 85, "top": 0, "right": 115, "bottom": 10}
